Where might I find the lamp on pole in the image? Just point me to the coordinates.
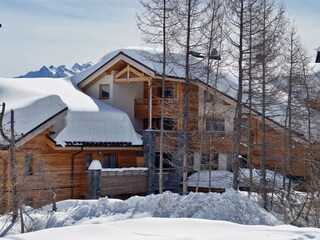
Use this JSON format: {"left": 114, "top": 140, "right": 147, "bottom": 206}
{"left": 189, "top": 48, "right": 221, "bottom": 61}
{"left": 316, "top": 47, "right": 320, "bottom": 63}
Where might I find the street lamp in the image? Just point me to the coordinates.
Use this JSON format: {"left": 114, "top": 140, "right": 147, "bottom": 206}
{"left": 316, "top": 47, "right": 320, "bottom": 63}
{"left": 189, "top": 48, "right": 221, "bottom": 60}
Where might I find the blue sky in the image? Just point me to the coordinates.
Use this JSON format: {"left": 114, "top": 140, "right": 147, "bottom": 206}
{"left": 0, "top": 0, "right": 319, "bottom": 77}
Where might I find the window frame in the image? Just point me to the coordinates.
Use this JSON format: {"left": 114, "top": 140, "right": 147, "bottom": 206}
{"left": 157, "top": 86, "right": 174, "bottom": 98}
{"left": 206, "top": 118, "right": 225, "bottom": 132}
{"left": 99, "top": 84, "right": 110, "bottom": 99}
{"left": 25, "top": 155, "right": 33, "bottom": 176}
{"left": 85, "top": 153, "right": 92, "bottom": 170}
{"left": 103, "top": 153, "right": 118, "bottom": 168}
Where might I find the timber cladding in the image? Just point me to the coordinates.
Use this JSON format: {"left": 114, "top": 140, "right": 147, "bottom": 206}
{"left": 80, "top": 170, "right": 148, "bottom": 197}
{"left": 0, "top": 131, "right": 145, "bottom": 213}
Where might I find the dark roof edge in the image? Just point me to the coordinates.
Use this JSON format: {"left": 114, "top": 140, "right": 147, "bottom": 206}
{"left": 77, "top": 51, "right": 158, "bottom": 87}
{"left": 47, "top": 136, "right": 143, "bottom": 148}
{"left": 16, "top": 107, "right": 68, "bottom": 143}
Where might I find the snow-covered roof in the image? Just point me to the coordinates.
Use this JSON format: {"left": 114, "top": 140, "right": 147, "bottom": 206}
{"left": 72, "top": 47, "right": 238, "bottom": 96}
{"left": 0, "top": 78, "right": 142, "bottom": 146}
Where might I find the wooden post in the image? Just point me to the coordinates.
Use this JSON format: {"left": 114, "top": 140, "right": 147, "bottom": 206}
{"left": 143, "top": 130, "right": 155, "bottom": 194}
{"left": 148, "top": 80, "right": 152, "bottom": 129}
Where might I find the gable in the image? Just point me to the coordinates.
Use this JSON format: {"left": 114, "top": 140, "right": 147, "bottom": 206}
{"left": 114, "top": 64, "right": 151, "bottom": 83}
{"left": 78, "top": 53, "right": 155, "bottom": 91}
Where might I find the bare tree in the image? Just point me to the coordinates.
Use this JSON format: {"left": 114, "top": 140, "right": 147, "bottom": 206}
{"left": 138, "top": 0, "right": 177, "bottom": 193}
{"left": 0, "top": 103, "right": 58, "bottom": 235}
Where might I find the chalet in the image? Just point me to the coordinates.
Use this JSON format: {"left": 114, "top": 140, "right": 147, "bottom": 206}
{"left": 0, "top": 47, "right": 312, "bottom": 212}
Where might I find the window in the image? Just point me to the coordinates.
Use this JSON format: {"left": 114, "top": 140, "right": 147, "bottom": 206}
{"left": 204, "top": 90, "right": 214, "bottom": 102}
{"left": 99, "top": 84, "right": 110, "bottom": 99}
{"left": 103, "top": 154, "right": 118, "bottom": 168}
{"left": 201, "top": 153, "right": 219, "bottom": 170}
{"left": 157, "top": 86, "right": 174, "bottom": 98}
{"left": 25, "top": 155, "right": 33, "bottom": 175}
{"left": 206, "top": 118, "right": 225, "bottom": 132}
{"left": 85, "top": 154, "right": 92, "bottom": 170}
{"left": 155, "top": 152, "right": 173, "bottom": 170}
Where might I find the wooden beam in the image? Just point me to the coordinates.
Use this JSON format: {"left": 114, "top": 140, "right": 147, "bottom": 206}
{"left": 114, "top": 77, "right": 152, "bottom": 83}
{"left": 115, "top": 64, "right": 149, "bottom": 82}
{"left": 129, "top": 65, "right": 146, "bottom": 78}
{"left": 82, "top": 71, "right": 107, "bottom": 92}
{"left": 115, "top": 65, "right": 130, "bottom": 79}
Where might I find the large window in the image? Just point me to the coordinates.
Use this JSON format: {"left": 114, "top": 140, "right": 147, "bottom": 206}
{"left": 155, "top": 152, "right": 173, "bottom": 170}
{"left": 201, "top": 153, "right": 219, "bottom": 170}
{"left": 99, "top": 84, "right": 110, "bottom": 99}
{"left": 25, "top": 155, "right": 33, "bottom": 175}
{"left": 103, "top": 154, "right": 118, "bottom": 168}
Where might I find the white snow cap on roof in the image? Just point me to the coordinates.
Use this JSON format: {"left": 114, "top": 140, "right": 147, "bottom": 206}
{"left": 0, "top": 78, "right": 142, "bottom": 146}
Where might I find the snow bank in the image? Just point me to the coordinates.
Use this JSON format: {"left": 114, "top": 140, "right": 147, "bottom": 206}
{"left": 3, "top": 217, "right": 320, "bottom": 240}
{"left": 20, "top": 190, "right": 281, "bottom": 233}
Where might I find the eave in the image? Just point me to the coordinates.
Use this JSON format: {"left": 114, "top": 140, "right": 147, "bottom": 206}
{"left": 15, "top": 107, "right": 68, "bottom": 148}
{"left": 45, "top": 137, "right": 143, "bottom": 151}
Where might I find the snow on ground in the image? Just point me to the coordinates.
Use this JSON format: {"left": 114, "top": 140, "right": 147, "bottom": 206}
{"left": 3, "top": 218, "right": 320, "bottom": 240}
{"left": 40, "top": 190, "right": 282, "bottom": 228}
{"left": 0, "top": 190, "right": 282, "bottom": 237}
{"left": 2, "top": 190, "right": 320, "bottom": 239}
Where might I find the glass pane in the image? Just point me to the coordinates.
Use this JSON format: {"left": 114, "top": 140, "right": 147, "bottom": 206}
{"left": 100, "top": 85, "right": 110, "bottom": 99}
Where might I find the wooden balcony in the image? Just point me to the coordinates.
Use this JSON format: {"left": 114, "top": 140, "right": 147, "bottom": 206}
{"left": 134, "top": 98, "right": 182, "bottom": 119}
{"left": 80, "top": 168, "right": 148, "bottom": 197}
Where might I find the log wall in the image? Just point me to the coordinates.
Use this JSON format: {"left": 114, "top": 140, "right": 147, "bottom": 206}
{"left": 0, "top": 130, "right": 144, "bottom": 213}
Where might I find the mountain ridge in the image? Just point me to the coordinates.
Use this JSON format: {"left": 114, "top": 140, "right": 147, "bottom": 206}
{"left": 18, "top": 62, "right": 93, "bottom": 78}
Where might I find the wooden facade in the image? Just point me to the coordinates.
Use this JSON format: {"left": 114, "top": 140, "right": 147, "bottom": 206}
{"left": 78, "top": 54, "right": 310, "bottom": 188}
{"left": 130, "top": 65, "right": 310, "bottom": 182}
{"left": 0, "top": 50, "right": 312, "bottom": 212}
{"left": 0, "top": 129, "right": 145, "bottom": 213}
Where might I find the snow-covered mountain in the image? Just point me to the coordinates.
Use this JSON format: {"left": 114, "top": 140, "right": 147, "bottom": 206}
{"left": 18, "top": 63, "right": 93, "bottom": 78}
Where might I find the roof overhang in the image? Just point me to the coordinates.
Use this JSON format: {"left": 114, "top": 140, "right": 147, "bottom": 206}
{"left": 45, "top": 137, "right": 143, "bottom": 151}
{"left": 15, "top": 107, "right": 68, "bottom": 147}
